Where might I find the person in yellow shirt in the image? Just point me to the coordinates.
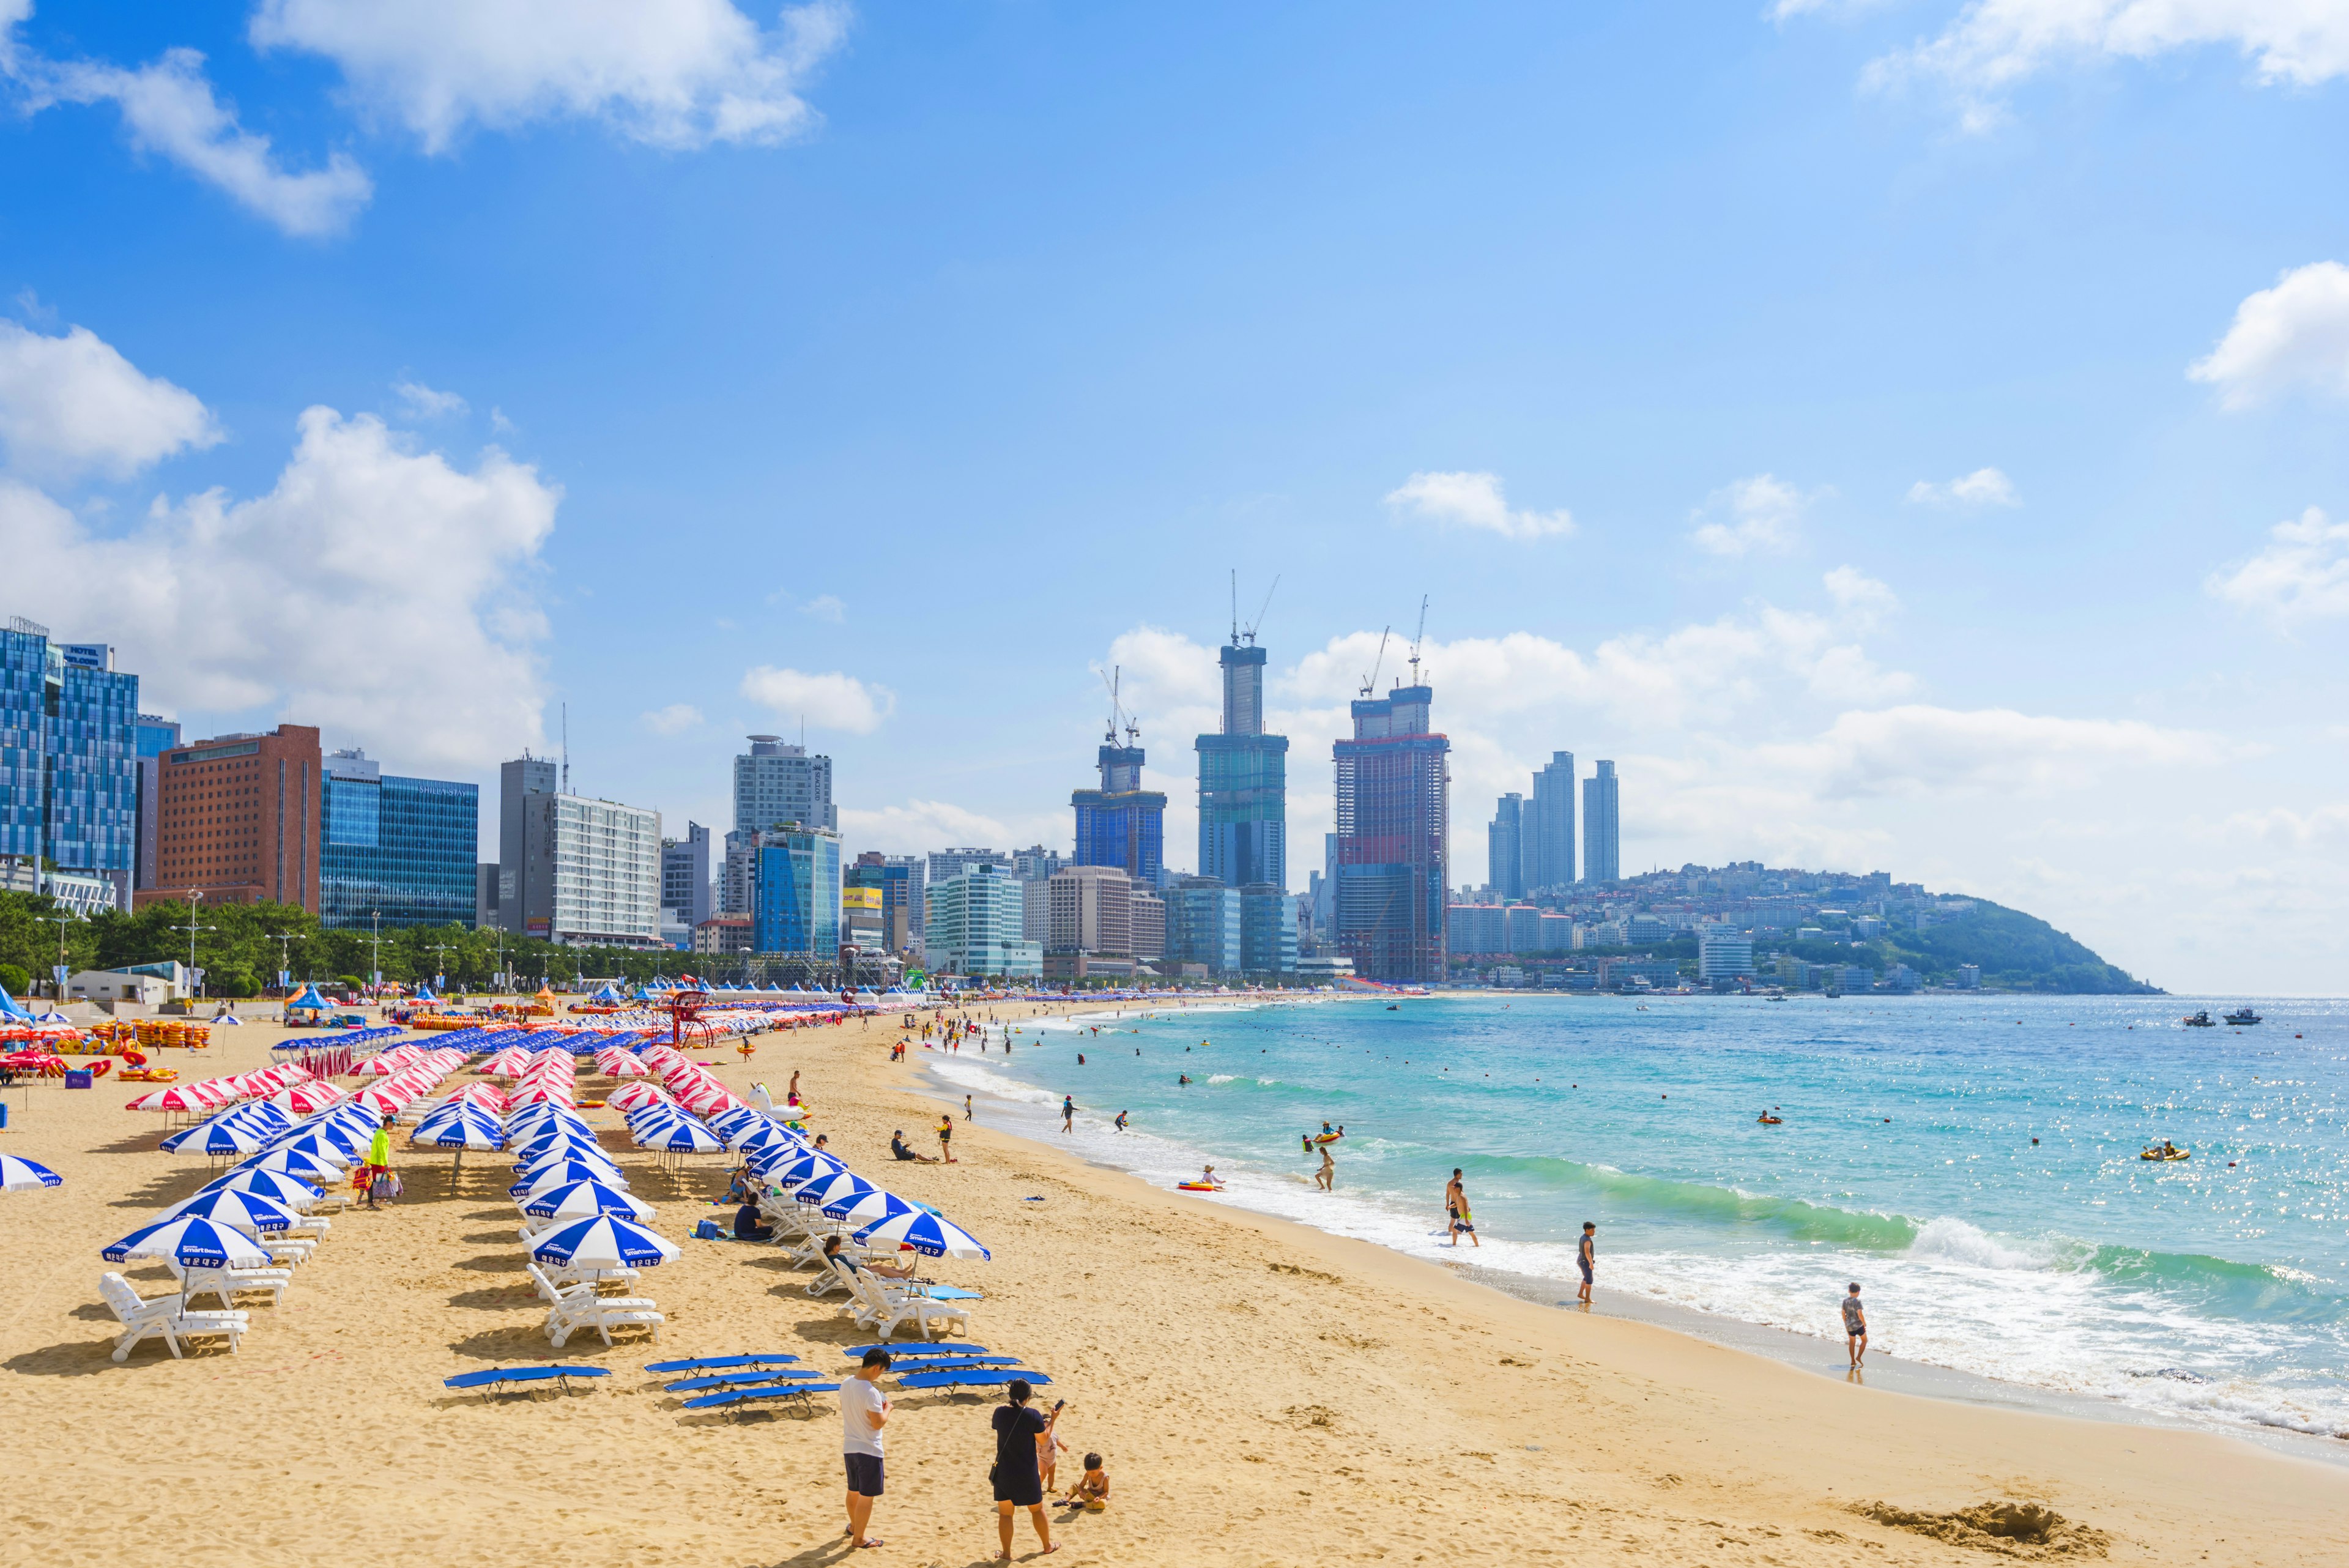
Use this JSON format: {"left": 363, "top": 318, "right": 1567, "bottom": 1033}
{"left": 365, "top": 1117, "right": 395, "bottom": 1208}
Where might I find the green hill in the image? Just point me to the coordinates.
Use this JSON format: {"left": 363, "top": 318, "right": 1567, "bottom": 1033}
{"left": 1883, "top": 900, "right": 2154, "bottom": 994}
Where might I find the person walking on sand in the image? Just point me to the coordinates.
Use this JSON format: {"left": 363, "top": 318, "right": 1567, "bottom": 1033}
{"left": 1577, "top": 1221, "right": 1596, "bottom": 1304}
{"left": 365, "top": 1116, "right": 395, "bottom": 1208}
{"left": 1316, "top": 1143, "right": 1336, "bottom": 1192}
{"left": 842, "top": 1348, "right": 891, "bottom": 1550}
{"left": 992, "top": 1381, "right": 1060, "bottom": 1558}
{"left": 964, "top": 1093, "right": 974, "bottom": 1123}
{"left": 1842, "top": 1282, "right": 1868, "bottom": 1368}
{"left": 1061, "top": 1095, "right": 1075, "bottom": 1133}
{"left": 1445, "top": 1169, "right": 1479, "bottom": 1247}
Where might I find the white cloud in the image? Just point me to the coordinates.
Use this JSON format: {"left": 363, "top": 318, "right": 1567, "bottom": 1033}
{"left": 0, "top": 318, "right": 219, "bottom": 478}
{"left": 740, "top": 664, "right": 894, "bottom": 732}
{"left": 250, "top": 0, "right": 852, "bottom": 154}
{"left": 1863, "top": 2, "right": 2349, "bottom": 127}
{"left": 1385, "top": 470, "right": 1573, "bottom": 541}
{"left": 641, "top": 702, "right": 703, "bottom": 735}
{"left": 1767, "top": 704, "right": 2208, "bottom": 800}
{"left": 394, "top": 379, "right": 468, "bottom": 419}
{"left": 1822, "top": 565, "right": 1899, "bottom": 627}
{"left": 2207, "top": 507, "right": 2349, "bottom": 623}
{"left": 801, "top": 593, "right": 845, "bottom": 622}
{"left": 2189, "top": 262, "right": 2349, "bottom": 409}
{"left": 0, "top": 403, "right": 557, "bottom": 771}
{"left": 1906, "top": 466, "right": 2018, "bottom": 507}
{"left": 1690, "top": 472, "right": 1809, "bottom": 557}
{"left": 839, "top": 799, "right": 1015, "bottom": 858}
{"left": 25, "top": 46, "right": 373, "bottom": 236}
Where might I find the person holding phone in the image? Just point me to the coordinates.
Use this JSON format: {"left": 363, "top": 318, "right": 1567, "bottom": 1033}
{"left": 990, "top": 1380, "right": 1060, "bottom": 1558}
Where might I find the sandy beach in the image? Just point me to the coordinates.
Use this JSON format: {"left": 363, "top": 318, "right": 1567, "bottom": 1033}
{"left": 5, "top": 1001, "right": 2347, "bottom": 1567}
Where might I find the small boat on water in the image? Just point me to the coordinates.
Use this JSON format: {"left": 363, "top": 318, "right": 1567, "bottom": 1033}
{"left": 2182, "top": 1010, "right": 2215, "bottom": 1027}
{"left": 2223, "top": 1008, "right": 2262, "bottom": 1026}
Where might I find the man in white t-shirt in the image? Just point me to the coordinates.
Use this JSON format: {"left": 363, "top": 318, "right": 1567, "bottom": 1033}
{"left": 842, "top": 1348, "right": 892, "bottom": 1548}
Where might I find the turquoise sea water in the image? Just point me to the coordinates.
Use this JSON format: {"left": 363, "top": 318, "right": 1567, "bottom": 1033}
{"left": 927, "top": 994, "right": 2349, "bottom": 1441}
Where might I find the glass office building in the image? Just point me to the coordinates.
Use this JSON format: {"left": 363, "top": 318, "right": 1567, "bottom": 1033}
{"left": 752, "top": 824, "right": 842, "bottom": 956}
{"left": 320, "top": 748, "right": 480, "bottom": 929}
{"left": 1, "top": 619, "right": 138, "bottom": 905}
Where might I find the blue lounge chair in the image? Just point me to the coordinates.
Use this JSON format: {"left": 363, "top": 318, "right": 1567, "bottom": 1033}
{"left": 877, "top": 1356, "right": 1019, "bottom": 1373}
{"left": 643, "top": 1354, "right": 803, "bottom": 1373}
{"left": 896, "top": 1369, "right": 1050, "bottom": 1392}
{"left": 666, "top": 1369, "right": 829, "bottom": 1393}
{"left": 443, "top": 1365, "right": 612, "bottom": 1401}
{"left": 845, "top": 1341, "right": 987, "bottom": 1357}
{"left": 681, "top": 1382, "right": 843, "bottom": 1417}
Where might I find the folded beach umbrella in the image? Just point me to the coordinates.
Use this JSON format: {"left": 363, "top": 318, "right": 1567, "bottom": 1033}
{"left": 529, "top": 1215, "right": 680, "bottom": 1271}
{"left": 201, "top": 1167, "right": 325, "bottom": 1207}
{"left": 853, "top": 1207, "right": 990, "bottom": 1260}
{"left": 103, "top": 1213, "right": 274, "bottom": 1270}
{"left": 520, "top": 1180, "right": 657, "bottom": 1223}
{"left": 641, "top": 1120, "right": 724, "bottom": 1156}
{"left": 155, "top": 1186, "right": 302, "bottom": 1234}
{"left": 0, "top": 1153, "right": 62, "bottom": 1191}
{"left": 796, "top": 1170, "right": 874, "bottom": 1211}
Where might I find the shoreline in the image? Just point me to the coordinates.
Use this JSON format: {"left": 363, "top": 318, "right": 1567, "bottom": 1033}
{"left": 913, "top": 995, "right": 2349, "bottom": 1468}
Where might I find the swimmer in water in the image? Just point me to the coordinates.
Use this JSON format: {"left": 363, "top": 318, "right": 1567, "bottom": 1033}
{"left": 1113, "top": 1110, "right": 1129, "bottom": 1132}
{"left": 1179, "top": 1074, "right": 1192, "bottom": 1085}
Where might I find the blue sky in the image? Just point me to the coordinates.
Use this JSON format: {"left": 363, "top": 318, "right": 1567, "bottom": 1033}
{"left": 6, "top": 2, "right": 2349, "bottom": 990}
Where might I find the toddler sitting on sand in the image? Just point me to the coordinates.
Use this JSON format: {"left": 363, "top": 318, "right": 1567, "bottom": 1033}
{"left": 1058, "top": 1455, "right": 1110, "bottom": 1511}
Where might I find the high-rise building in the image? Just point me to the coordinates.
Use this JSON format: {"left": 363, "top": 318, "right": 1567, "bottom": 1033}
{"left": 319, "top": 748, "right": 479, "bottom": 929}
{"left": 501, "top": 759, "right": 661, "bottom": 945}
{"left": 734, "top": 735, "right": 835, "bottom": 836}
{"left": 1130, "top": 888, "right": 1165, "bottom": 962}
{"left": 1582, "top": 760, "right": 1620, "bottom": 884}
{"left": 1239, "top": 883, "right": 1299, "bottom": 975}
{"left": 1072, "top": 718, "right": 1165, "bottom": 886}
{"left": 133, "top": 714, "right": 180, "bottom": 892}
{"left": 849, "top": 851, "right": 922, "bottom": 954}
{"left": 1487, "top": 793, "right": 1523, "bottom": 901}
{"left": 751, "top": 825, "right": 841, "bottom": 957}
{"left": 1, "top": 621, "right": 139, "bottom": 908}
{"left": 1528, "top": 750, "right": 1575, "bottom": 891}
{"left": 1196, "top": 637, "right": 1288, "bottom": 891}
{"left": 1046, "top": 864, "right": 1135, "bottom": 957}
{"left": 1697, "top": 923, "right": 1755, "bottom": 981}
{"left": 143, "top": 724, "right": 323, "bottom": 911}
{"left": 927, "top": 847, "right": 1009, "bottom": 886}
{"left": 922, "top": 864, "right": 1039, "bottom": 977}
{"left": 1163, "top": 875, "right": 1241, "bottom": 974}
{"left": 1012, "top": 844, "right": 1063, "bottom": 944}
{"left": 495, "top": 754, "right": 558, "bottom": 929}
{"left": 1332, "top": 681, "right": 1449, "bottom": 983}
{"left": 661, "top": 821, "right": 713, "bottom": 927}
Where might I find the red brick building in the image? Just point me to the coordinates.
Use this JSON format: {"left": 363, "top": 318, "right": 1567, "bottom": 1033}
{"left": 136, "top": 725, "right": 322, "bottom": 912}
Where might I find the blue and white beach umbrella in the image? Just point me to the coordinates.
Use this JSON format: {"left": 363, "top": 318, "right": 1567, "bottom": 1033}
{"left": 853, "top": 1207, "right": 990, "bottom": 1260}
{"left": 160, "top": 1117, "right": 277, "bottom": 1157}
{"left": 156, "top": 1186, "right": 302, "bottom": 1233}
{"left": 822, "top": 1185, "right": 913, "bottom": 1227}
{"left": 707, "top": 1106, "right": 763, "bottom": 1140}
{"left": 509, "top": 1158, "right": 626, "bottom": 1198}
{"left": 755, "top": 1149, "right": 842, "bottom": 1188}
{"left": 796, "top": 1170, "right": 874, "bottom": 1211}
{"left": 259, "top": 1131, "right": 358, "bottom": 1169}
{"left": 103, "top": 1213, "right": 275, "bottom": 1269}
{"left": 730, "top": 1120, "right": 793, "bottom": 1155}
{"left": 642, "top": 1120, "right": 724, "bottom": 1156}
{"left": 507, "top": 1107, "right": 593, "bottom": 1142}
{"left": 0, "top": 1153, "right": 63, "bottom": 1191}
{"left": 236, "top": 1145, "right": 344, "bottom": 1183}
{"left": 519, "top": 1180, "right": 657, "bottom": 1223}
{"left": 200, "top": 1167, "right": 325, "bottom": 1207}
{"left": 528, "top": 1215, "right": 680, "bottom": 1270}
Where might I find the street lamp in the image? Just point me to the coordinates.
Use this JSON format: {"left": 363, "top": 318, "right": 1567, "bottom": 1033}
{"left": 426, "top": 941, "right": 455, "bottom": 994}
{"left": 264, "top": 931, "right": 301, "bottom": 992}
{"left": 178, "top": 891, "right": 215, "bottom": 1000}
{"left": 369, "top": 909, "right": 381, "bottom": 990}
{"left": 45, "top": 908, "right": 73, "bottom": 1000}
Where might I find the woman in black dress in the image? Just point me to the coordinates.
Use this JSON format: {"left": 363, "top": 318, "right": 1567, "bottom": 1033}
{"left": 990, "top": 1378, "right": 1060, "bottom": 1558}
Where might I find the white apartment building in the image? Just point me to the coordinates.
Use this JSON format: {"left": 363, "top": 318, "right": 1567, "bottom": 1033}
{"left": 545, "top": 793, "right": 662, "bottom": 946}
{"left": 1696, "top": 923, "right": 1756, "bottom": 981}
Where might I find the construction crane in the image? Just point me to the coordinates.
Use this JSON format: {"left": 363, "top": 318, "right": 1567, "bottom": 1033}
{"left": 1230, "top": 570, "right": 1281, "bottom": 647}
{"left": 1100, "top": 666, "right": 1140, "bottom": 747}
{"left": 1406, "top": 595, "right": 1430, "bottom": 686}
{"left": 1359, "top": 626, "right": 1390, "bottom": 699}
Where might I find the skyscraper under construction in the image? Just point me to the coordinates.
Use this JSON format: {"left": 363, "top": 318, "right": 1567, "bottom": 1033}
{"left": 1332, "top": 679, "right": 1449, "bottom": 983}
{"left": 1072, "top": 714, "right": 1165, "bottom": 888}
{"left": 1196, "top": 634, "right": 1288, "bottom": 891}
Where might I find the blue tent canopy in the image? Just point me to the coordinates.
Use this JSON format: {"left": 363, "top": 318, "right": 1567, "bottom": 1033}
{"left": 0, "top": 984, "right": 36, "bottom": 1023}
{"left": 286, "top": 983, "right": 333, "bottom": 1012}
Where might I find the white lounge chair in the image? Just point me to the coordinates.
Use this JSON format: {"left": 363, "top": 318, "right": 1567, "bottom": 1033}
{"left": 544, "top": 1292, "right": 663, "bottom": 1347}
{"left": 525, "top": 1261, "right": 658, "bottom": 1312}
{"left": 99, "top": 1272, "right": 249, "bottom": 1361}
{"left": 840, "top": 1259, "right": 972, "bottom": 1340}
{"left": 173, "top": 1263, "right": 292, "bottom": 1309}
